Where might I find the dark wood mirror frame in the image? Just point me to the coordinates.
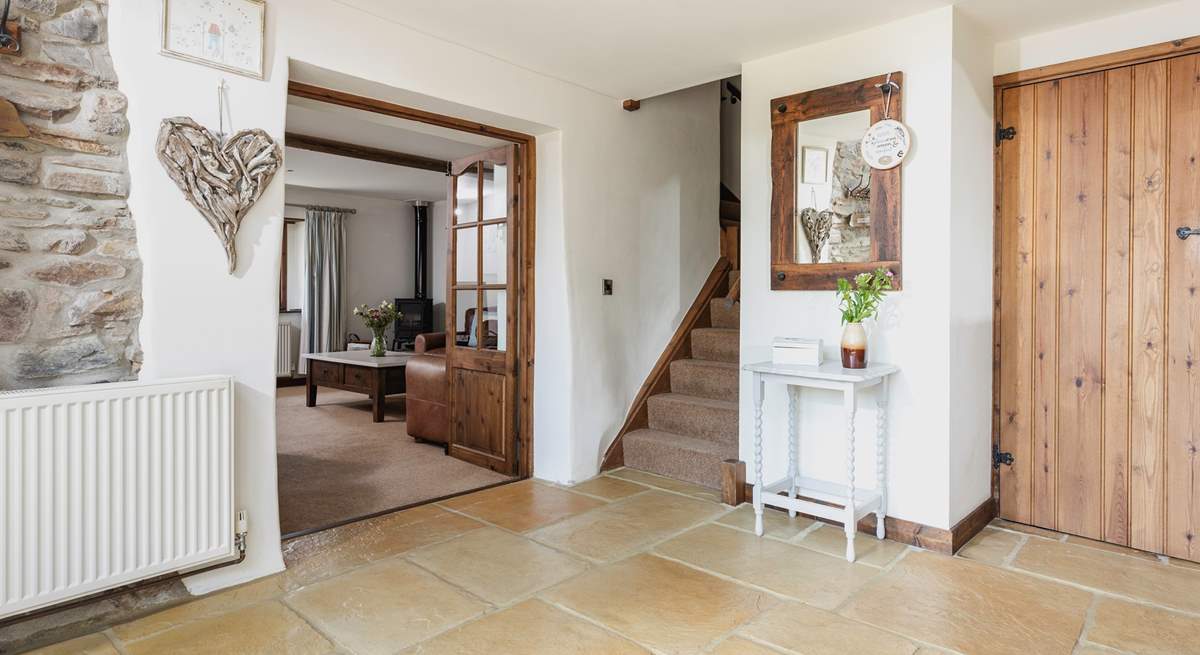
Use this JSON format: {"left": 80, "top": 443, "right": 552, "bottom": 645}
{"left": 770, "top": 71, "right": 903, "bottom": 290}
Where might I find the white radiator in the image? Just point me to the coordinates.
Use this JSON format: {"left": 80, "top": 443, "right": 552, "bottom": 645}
{"left": 0, "top": 376, "right": 237, "bottom": 620}
{"left": 276, "top": 322, "right": 296, "bottom": 377}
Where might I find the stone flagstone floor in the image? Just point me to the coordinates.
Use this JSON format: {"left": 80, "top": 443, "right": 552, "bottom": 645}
{"left": 26, "top": 469, "right": 1200, "bottom": 655}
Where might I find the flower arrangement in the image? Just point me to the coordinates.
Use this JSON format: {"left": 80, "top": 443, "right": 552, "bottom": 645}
{"left": 836, "top": 268, "right": 894, "bottom": 324}
{"left": 353, "top": 301, "right": 400, "bottom": 356}
{"left": 835, "top": 268, "right": 893, "bottom": 369}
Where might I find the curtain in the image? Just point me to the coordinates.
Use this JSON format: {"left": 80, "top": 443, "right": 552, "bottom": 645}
{"left": 300, "top": 208, "right": 346, "bottom": 369}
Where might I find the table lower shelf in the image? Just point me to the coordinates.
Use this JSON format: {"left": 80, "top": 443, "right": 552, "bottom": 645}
{"left": 756, "top": 476, "right": 882, "bottom": 524}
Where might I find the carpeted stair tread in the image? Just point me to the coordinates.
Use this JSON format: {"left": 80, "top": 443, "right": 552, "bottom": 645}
{"left": 647, "top": 392, "right": 738, "bottom": 444}
{"left": 709, "top": 297, "right": 740, "bottom": 329}
{"left": 669, "top": 358, "right": 739, "bottom": 401}
{"left": 691, "top": 327, "right": 739, "bottom": 363}
{"left": 623, "top": 428, "right": 737, "bottom": 489}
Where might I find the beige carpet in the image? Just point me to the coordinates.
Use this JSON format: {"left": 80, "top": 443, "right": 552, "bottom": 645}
{"left": 276, "top": 385, "right": 512, "bottom": 535}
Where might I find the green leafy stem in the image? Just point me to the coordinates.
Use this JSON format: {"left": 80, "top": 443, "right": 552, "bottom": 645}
{"left": 836, "top": 267, "right": 894, "bottom": 324}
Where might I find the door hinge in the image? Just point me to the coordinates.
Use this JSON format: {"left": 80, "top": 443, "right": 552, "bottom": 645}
{"left": 995, "top": 123, "right": 1017, "bottom": 146}
{"left": 993, "top": 444, "right": 1014, "bottom": 469}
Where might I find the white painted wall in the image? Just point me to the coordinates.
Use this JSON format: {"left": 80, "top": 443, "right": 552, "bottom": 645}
{"left": 948, "top": 10, "right": 996, "bottom": 524}
{"left": 430, "top": 201, "right": 449, "bottom": 331}
{"left": 739, "top": 6, "right": 995, "bottom": 531}
{"left": 994, "top": 0, "right": 1200, "bottom": 76}
{"left": 111, "top": 0, "right": 716, "bottom": 593}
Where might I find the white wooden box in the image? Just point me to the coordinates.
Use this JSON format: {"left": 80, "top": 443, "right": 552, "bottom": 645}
{"left": 772, "top": 337, "right": 822, "bottom": 366}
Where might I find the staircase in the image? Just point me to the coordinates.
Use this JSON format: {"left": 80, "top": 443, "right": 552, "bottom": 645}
{"left": 621, "top": 270, "right": 740, "bottom": 489}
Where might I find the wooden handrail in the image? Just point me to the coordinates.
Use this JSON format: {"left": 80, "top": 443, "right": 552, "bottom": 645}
{"left": 600, "top": 257, "right": 733, "bottom": 470}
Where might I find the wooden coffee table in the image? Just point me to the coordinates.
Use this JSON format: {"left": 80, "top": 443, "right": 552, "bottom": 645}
{"left": 303, "top": 350, "right": 414, "bottom": 422}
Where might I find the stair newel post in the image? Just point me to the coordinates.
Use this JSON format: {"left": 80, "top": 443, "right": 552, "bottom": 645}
{"left": 753, "top": 376, "right": 765, "bottom": 536}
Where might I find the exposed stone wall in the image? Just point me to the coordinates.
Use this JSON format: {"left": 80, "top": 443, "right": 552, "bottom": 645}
{"left": 828, "top": 140, "right": 871, "bottom": 263}
{"left": 0, "top": 0, "right": 141, "bottom": 389}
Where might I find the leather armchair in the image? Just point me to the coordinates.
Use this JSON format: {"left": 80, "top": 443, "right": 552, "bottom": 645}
{"left": 406, "top": 332, "right": 448, "bottom": 449}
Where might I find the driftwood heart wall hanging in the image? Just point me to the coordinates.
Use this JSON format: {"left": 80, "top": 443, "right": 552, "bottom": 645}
{"left": 799, "top": 207, "right": 833, "bottom": 263}
{"left": 156, "top": 117, "right": 282, "bottom": 274}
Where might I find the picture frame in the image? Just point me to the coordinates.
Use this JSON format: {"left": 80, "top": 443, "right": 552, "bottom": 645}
{"left": 161, "top": 0, "right": 266, "bottom": 80}
{"left": 801, "top": 146, "right": 828, "bottom": 184}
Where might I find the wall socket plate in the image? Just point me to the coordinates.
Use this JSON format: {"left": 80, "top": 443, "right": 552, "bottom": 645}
{"left": 602, "top": 279, "right": 613, "bottom": 295}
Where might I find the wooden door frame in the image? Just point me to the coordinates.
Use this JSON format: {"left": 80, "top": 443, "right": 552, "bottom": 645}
{"left": 989, "top": 34, "right": 1198, "bottom": 508}
{"left": 287, "top": 81, "right": 537, "bottom": 479}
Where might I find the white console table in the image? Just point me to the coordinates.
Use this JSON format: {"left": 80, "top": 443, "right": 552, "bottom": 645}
{"left": 744, "top": 360, "right": 898, "bottom": 562}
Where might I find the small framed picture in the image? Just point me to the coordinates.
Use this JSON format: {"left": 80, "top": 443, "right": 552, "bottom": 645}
{"left": 161, "top": 0, "right": 266, "bottom": 79}
{"left": 801, "top": 146, "right": 829, "bottom": 184}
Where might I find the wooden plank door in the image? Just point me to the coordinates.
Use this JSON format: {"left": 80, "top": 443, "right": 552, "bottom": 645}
{"left": 996, "top": 53, "right": 1200, "bottom": 560}
{"left": 1165, "top": 53, "right": 1200, "bottom": 562}
{"left": 445, "top": 145, "right": 520, "bottom": 475}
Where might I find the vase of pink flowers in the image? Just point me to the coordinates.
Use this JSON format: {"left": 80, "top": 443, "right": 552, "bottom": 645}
{"left": 353, "top": 301, "right": 400, "bottom": 357}
{"left": 835, "top": 268, "right": 893, "bottom": 369}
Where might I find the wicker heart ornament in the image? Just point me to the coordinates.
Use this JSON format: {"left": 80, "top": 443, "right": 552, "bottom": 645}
{"left": 156, "top": 117, "right": 282, "bottom": 274}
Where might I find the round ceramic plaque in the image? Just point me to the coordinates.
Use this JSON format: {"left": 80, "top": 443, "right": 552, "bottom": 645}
{"left": 861, "top": 119, "right": 910, "bottom": 170}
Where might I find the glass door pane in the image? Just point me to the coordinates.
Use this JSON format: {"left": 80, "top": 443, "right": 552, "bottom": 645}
{"left": 455, "top": 164, "right": 480, "bottom": 224}
{"left": 455, "top": 289, "right": 478, "bottom": 347}
{"left": 481, "top": 223, "right": 507, "bottom": 285}
{"left": 482, "top": 289, "right": 507, "bottom": 352}
{"left": 482, "top": 162, "right": 507, "bottom": 220}
{"left": 455, "top": 226, "right": 478, "bottom": 285}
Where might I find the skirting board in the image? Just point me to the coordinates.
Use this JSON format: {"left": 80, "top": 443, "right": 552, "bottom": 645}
{"left": 736, "top": 476, "right": 996, "bottom": 554}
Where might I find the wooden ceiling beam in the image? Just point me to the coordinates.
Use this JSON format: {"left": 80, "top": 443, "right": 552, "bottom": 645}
{"left": 284, "top": 132, "right": 450, "bottom": 174}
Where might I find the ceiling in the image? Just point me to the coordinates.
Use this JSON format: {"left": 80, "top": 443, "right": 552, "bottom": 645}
{"left": 284, "top": 98, "right": 507, "bottom": 202}
{"left": 333, "top": 0, "right": 1175, "bottom": 99}
{"left": 284, "top": 150, "right": 447, "bottom": 202}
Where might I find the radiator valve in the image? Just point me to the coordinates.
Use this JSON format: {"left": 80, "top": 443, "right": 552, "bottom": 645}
{"left": 235, "top": 510, "right": 249, "bottom": 554}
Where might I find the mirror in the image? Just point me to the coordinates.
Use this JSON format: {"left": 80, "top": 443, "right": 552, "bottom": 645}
{"left": 770, "top": 72, "right": 903, "bottom": 290}
{"left": 794, "top": 109, "right": 872, "bottom": 264}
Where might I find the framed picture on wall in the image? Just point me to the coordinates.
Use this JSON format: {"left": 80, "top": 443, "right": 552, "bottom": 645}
{"left": 801, "top": 146, "right": 829, "bottom": 184}
{"left": 161, "top": 0, "right": 266, "bottom": 79}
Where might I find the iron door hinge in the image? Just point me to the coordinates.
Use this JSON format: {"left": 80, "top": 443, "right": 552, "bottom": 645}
{"left": 993, "top": 444, "right": 1014, "bottom": 469}
{"left": 996, "top": 123, "right": 1017, "bottom": 146}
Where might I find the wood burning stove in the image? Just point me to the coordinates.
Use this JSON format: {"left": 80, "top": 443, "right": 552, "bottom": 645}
{"left": 393, "top": 201, "right": 434, "bottom": 350}
{"left": 392, "top": 297, "right": 433, "bottom": 350}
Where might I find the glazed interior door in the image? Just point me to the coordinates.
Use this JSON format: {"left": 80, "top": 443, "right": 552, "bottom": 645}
{"left": 445, "top": 145, "right": 520, "bottom": 475}
{"left": 996, "top": 54, "right": 1200, "bottom": 561}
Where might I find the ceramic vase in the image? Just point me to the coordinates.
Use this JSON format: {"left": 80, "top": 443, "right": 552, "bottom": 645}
{"left": 840, "top": 322, "right": 867, "bottom": 369}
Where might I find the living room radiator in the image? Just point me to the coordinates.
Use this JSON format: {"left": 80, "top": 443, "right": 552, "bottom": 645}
{"left": 277, "top": 322, "right": 296, "bottom": 377}
{"left": 0, "top": 376, "right": 238, "bottom": 620}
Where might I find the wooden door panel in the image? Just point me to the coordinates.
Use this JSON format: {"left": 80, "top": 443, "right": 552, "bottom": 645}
{"left": 1031, "top": 80, "right": 1060, "bottom": 528}
{"left": 1056, "top": 72, "right": 1106, "bottom": 539}
{"left": 1102, "top": 66, "right": 1133, "bottom": 546}
{"left": 999, "top": 84, "right": 1037, "bottom": 523}
{"left": 450, "top": 369, "right": 509, "bottom": 469}
{"left": 1130, "top": 60, "right": 1168, "bottom": 554}
{"left": 1166, "top": 53, "right": 1200, "bottom": 561}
